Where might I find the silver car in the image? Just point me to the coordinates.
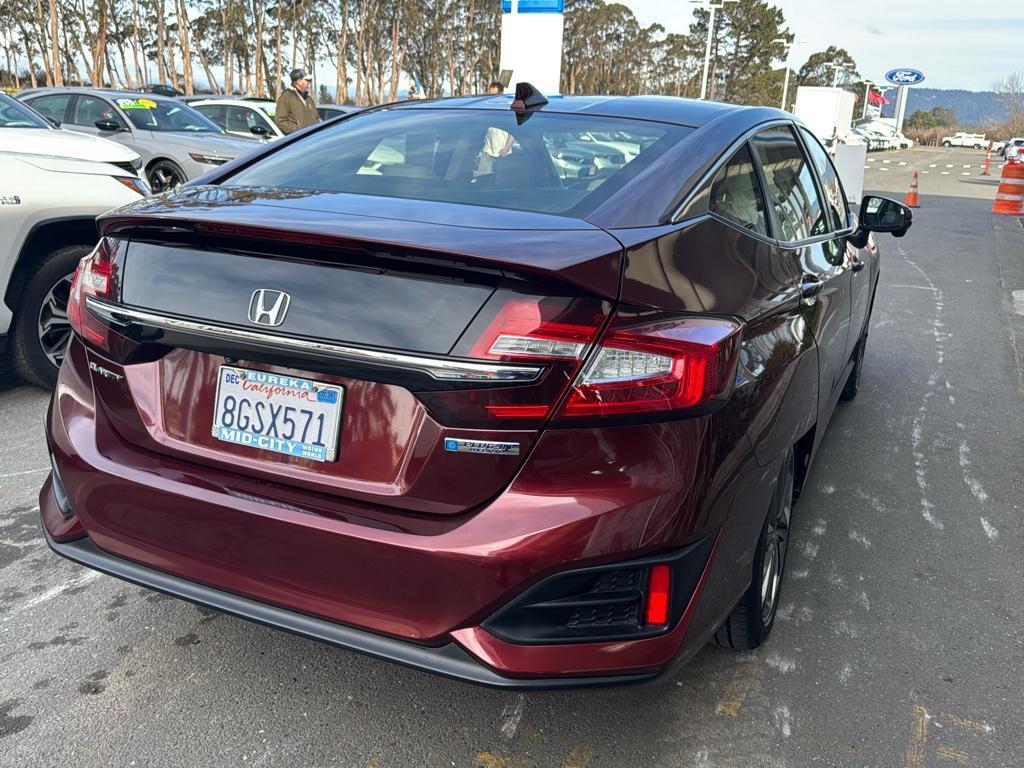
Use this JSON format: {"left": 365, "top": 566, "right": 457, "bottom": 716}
{"left": 18, "top": 88, "right": 261, "bottom": 192}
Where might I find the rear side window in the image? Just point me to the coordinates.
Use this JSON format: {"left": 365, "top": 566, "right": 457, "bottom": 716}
{"left": 225, "top": 109, "right": 692, "bottom": 218}
{"left": 26, "top": 94, "right": 70, "bottom": 123}
{"left": 799, "top": 127, "right": 849, "bottom": 231}
{"left": 708, "top": 144, "right": 769, "bottom": 237}
{"left": 750, "top": 126, "right": 828, "bottom": 243}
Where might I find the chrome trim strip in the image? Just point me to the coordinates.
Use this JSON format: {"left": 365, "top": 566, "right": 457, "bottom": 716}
{"left": 86, "top": 297, "right": 544, "bottom": 383}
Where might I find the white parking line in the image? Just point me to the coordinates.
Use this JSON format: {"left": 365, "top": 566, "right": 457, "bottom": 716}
{"left": 962, "top": 171, "right": 970, "bottom": 175}
{"left": 898, "top": 161, "right": 907, "bottom": 165}
{"left": 867, "top": 158, "right": 876, "bottom": 162}
{"left": 946, "top": 164, "right": 954, "bottom": 168}
{"left": 3, "top": 570, "right": 103, "bottom": 621}
{"left": 942, "top": 171, "right": 950, "bottom": 175}
{"left": 0, "top": 467, "right": 48, "bottom": 479}
{"left": 922, "top": 170, "right": 929, "bottom": 174}
{"left": 882, "top": 159, "right": 891, "bottom": 163}
{"left": 928, "top": 164, "right": 937, "bottom": 168}
{"left": 962, "top": 164, "right": 971, "bottom": 168}
{"left": 879, "top": 167, "right": 889, "bottom": 171}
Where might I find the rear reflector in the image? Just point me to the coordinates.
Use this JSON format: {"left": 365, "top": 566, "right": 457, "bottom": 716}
{"left": 645, "top": 565, "right": 671, "bottom": 625}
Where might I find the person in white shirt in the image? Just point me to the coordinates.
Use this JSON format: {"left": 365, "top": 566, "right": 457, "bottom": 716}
{"left": 477, "top": 81, "right": 514, "bottom": 176}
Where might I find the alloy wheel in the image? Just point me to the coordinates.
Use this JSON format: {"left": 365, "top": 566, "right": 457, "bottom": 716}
{"left": 37, "top": 271, "right": 74, "bottom": 369}
{"left": 760, "top": 452, "right": 794, "bottom": 624}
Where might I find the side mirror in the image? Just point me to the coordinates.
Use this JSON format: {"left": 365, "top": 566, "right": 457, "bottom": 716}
{"left": 249, "top": 125, "right": 269, "bottom": 136}
{"left": 94, "top": 119, "right": 124, "bottom": 132}
{"left": 857, "top": 195, "right": 912, "bottom": 238}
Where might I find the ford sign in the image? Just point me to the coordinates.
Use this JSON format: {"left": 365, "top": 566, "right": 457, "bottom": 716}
{"left": 885, "top": 68, "right": 926, "bottom": 85}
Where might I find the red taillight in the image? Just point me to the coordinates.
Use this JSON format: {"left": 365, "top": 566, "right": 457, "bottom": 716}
{"left": 469, "top": 299, "right": 599, "bottom": 361}
{"left": 68, "top": 238, "right": 119, "bottom": 349}
{"left": 645, "top": 565, "right": 671, "bottom": 626}
{"left": 555, "top": 314, "right": 741, "bottom": 420}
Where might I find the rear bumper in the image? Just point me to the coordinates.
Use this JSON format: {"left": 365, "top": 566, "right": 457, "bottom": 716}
{"left": 40, "top": 338, "right": 740, "bottom": 686}
{"left": 43, "top": 526, "right": 657, "bottom": 689}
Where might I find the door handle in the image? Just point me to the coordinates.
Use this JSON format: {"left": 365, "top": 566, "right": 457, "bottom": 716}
{"left": 850, "top": 257, "right": 866, "bottom": 273}
{"left": 800, "top": 275, "right": 824, "bottom": 303}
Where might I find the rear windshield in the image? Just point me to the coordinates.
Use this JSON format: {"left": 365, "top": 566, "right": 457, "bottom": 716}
{"left": 225, "top": 108, "right": 691, "bottom": 217}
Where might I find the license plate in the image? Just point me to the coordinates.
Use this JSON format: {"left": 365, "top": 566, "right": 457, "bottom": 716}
{"left": 211, "top": 366, "right": 343, "bottom": 462}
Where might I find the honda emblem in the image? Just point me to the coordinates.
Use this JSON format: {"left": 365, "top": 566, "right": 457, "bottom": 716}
{"left": 248, "top": 289, "right": 291, "bottom": 327}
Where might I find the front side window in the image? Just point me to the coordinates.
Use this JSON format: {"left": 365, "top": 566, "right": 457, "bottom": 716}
{"left": 195, "top": 103, "right": 227, "bottom": 128}
{"left": 799, "top": 127, "right": 849, "bottom": 231}
{"left": 226, "top": 109, "right": 691, "bottom": 218}
{"left": 72, "top": 95, "right": 126, "bottom": 129}
{"left": 750, "top": 126, "right": 828, "bottom": 243}
{"left": 226, "top": 105, "right": 264, "bottom": 133}
{"left": 708, "top": 144, "right": 769, "bottom": 237}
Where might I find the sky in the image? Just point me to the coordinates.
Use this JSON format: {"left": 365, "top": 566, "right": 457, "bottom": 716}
{"left": 625, "top": 0, "right": 1024, "bottom": 91}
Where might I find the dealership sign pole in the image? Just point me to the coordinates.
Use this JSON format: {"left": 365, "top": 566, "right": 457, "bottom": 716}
{"left": 885, "top": 68, "right": 925, "bottom": 136}
{"left": 499, "top": 0, "right": 565, "bottom": 95}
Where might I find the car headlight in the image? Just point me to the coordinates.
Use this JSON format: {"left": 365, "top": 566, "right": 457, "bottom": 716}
{"left": 189, "top": 152, "right": 231, "bottom": 166}
{"left": 113, "top": 176, "right": 150, "bottom": 196}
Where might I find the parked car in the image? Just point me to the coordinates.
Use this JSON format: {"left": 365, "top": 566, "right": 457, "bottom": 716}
{"left": 317, "top": 104, "right": 362, "bottom": 121}
{"left": 1000, "top": 138, "right": 1024, "bottom": 159}
{"left": 1, "top": 152, "right": 146, "bottom": 386}
{"left": 40, "top": 89, "right": 912, "bottom": 688}
{"left": 18, "top": 88, "right": 260, "bottom": 192}
{"left": 0, "top": 93, "right": 142, "bottom": 172}
{"left": 940, "top": 132, "right": 986, "bottom": 148}
{"left": 139, "top": 83, "right": 182, "bottom": 98}
{"left": 192, "top": 98, "right": 281, "bottom": 141}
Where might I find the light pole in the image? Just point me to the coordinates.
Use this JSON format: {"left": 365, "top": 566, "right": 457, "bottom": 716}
{"left": 859, "top": 80, "right": 873, "bottom": 118}
{"left": 772, "top": 37, "right": 800, "bottom": 111}
{"left": 691, "top": 0, "right": 737, "bottom": 101}
{"left": 829, "top": 62, "right": 853, "bottom": 88}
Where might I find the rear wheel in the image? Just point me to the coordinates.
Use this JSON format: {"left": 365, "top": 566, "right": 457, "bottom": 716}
{"left": 10, "top": 244, "right": 91, "bottom": 388}
{"left": 147, "top": 159, "right": 186, "bottom": 193}
{"left": 716, "top": 449, "right": 794, "bottom": 650}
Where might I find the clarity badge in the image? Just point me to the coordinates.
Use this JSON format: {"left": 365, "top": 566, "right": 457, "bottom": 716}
{"left": 444, "top": 438, "right": 519, "bottom": 456}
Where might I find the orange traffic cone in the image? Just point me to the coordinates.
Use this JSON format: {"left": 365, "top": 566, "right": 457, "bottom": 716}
{"left": 981, "top": 147, "right": 992, "bottom": 176}
{"left": 904, "top": 171, "right": 921, "bottom": 208}
{"left": 992, "top": 162, "right": 1024, "bottom": 215}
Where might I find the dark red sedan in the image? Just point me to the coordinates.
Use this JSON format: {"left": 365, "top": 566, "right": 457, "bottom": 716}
{"left": 40, "top": 85, "right": 911, "bottom": 687}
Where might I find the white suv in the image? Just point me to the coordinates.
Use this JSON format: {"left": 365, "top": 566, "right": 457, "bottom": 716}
{"left": 1, "top": 152, "right": 146, "bottom": 387}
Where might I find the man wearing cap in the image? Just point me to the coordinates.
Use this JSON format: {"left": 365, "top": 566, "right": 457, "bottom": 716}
{"left": 275, "top": 68, "right": 320, "bottom": 135}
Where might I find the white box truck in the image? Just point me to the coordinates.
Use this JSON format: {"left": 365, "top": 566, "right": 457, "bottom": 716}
{"left": 794, "top": 86, "right": 857, "bottom": 144}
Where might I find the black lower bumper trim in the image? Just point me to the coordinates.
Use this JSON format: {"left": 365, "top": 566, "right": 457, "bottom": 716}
{"left": 43, "top": 529, "right": 659, "bottom": 690}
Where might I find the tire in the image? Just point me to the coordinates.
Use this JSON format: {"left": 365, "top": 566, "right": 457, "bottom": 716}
{"left": 716, "top": 449, "right": 794, "bottom": 650}
{"left": 9, "top": 244, "right": 92, "bottom": 389}
{"left": 942, "top": 141, "right": 952, "bottom": 147}
{"left": 147, "top": 159, "right": 187, "bottom": 193}
{"left": 840, "top": 333, "right": 867, "bottom": 401}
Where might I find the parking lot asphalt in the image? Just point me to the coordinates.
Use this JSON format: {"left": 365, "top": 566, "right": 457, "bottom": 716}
{"left": 2, "top": 147, "right": 1023, "bottom": 767}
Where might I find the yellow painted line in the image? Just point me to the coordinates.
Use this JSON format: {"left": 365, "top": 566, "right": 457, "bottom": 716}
{"left": 474, "top": 752, "right": 533, "bottom": 768}
{"left": 935, "top": 744, "right": 970, "bottom": 764}
{"left": 943, "top": 714, "right": 994, "bottom": 734}
{"left": 716, "top": 674, "right": 755, "bottom": 717}
{"left": 562, "top": 746, "right": 595, "bottom": 768}
{"left": 907, "top": 705, "right": 929, "bottom": 768}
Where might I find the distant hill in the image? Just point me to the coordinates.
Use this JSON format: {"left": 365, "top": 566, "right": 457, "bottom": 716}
{"left": 880, "top": 88, "right": 1007, "bottom": 127}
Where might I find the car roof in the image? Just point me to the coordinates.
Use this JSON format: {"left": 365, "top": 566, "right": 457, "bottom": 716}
{"left": 391, "top": 93, "right": 770, "bottom": 129}
{"left": 21, "top": 87, "right": 179, "bottom": 104}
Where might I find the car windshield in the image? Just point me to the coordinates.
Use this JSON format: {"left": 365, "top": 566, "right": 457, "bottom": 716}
{"left": 226, "top": 108, "right": 690, "bottom": 217}
{"left": 0, "top": 95, "right": 49, "bottom": 128}
{"left": 114, "top": 97, "right": 222, "bottom": 133}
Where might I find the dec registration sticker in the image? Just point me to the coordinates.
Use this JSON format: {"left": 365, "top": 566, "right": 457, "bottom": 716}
{"left": 211, "top": 366, "right": 343, "bottom": 463}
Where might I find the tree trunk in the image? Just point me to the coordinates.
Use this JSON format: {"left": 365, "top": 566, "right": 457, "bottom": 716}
{"left": 47, "top": 0, "right": 61, "bottom": 85}
{"left": 252, "top": 0, "right": 265, "bottom": 97}
{"left": 156, "top": 0, "right": 166, "bottom": 84}
{"left": 274, "top": 11, "right": 282, "bottom": 97}
{"left": 176, "top": 0, "right": 194, "bottom": 94}
{"left": 335, "top": 0, "right": 349, "bottom": 103}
